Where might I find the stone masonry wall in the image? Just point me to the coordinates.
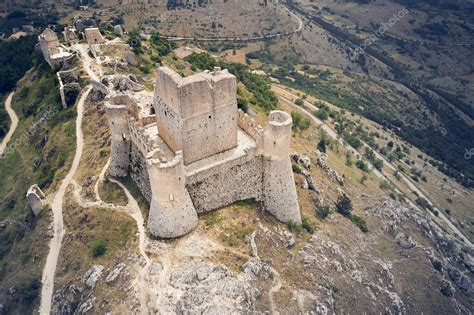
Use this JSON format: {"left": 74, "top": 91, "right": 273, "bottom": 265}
{"left": 130, "top": 142, "right": 152, "bottom": 203}
{"left": 186, "top": 153, "right": 264, "bottom": 213}
{"left": 154, "top": 67, "right": 238, "bottom": 165}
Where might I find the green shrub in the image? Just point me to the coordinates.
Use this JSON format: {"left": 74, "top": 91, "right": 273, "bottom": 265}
{"left": 295, "top": 98, "right": 304, "bottom": 106}
{"left": 349, "top": 214, "right": 368, "bottom": 233}
{"left": 345, "top": 154, "right": 353, "bottom": 166}
{"left": 355, "top": 159, "right": 369, "bottom": 172}
{"left": 373, "top": 158, "right": 384, "bottom": 170}
{"left": 292, "top": 163, "right": 302, "bottom": 174}
{"left": 317, "top": 139, "right": 327, "bottom": 153}
{"left": 379, "top": 180, "right": 392, "bottom": 190}
{"left": 315, "top": 109, "right": 329, "bottom": 121}
{"left": 287, "top": 220, "right": 304, "bottom": 234}
{"left": 316, "top": 205, "right": 332, "bottom": 220}
{"left": 335, "top": 194, "right": 353, "bottom": 216}
{"left": 347, "top": 136, "right": 362, "bottom": 149}
{"left": 302, "top": 217, "right": 316, "bottom": 234}
{"left": 90, "top": 240, "right": 107, "bottom": 257}
{"left": 291, "top": 111, "right": 311, "bottom": 132}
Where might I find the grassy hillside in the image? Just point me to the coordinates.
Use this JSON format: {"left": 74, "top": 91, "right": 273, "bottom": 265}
{"left": 0, "top": 63, "right": 77, "bottom": 314}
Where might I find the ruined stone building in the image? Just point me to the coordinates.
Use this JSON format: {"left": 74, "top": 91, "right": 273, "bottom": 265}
{"left": 26, "top": 184, "right": 46, "bottom": 216}
{"left": 105, "top": 66, "right": 301, "bottom": 238}
{"left": 84, "top": 27, "right": 106, "bottom": 56}
{"left": 38, "top": 28, "right": 73, "bottom": 69}
{"left": 63, "top": 26, "right": 79, "bottom": 45}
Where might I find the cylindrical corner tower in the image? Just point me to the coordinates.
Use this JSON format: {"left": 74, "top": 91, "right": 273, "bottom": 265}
{"left": 146, "top": 150, "right": 198, "bottom": 238}
{"left": 262, "top": 111, "right": 302, "bottom": 224}
{"left": 105, "top": 95, "right": 133, "bottom": 177}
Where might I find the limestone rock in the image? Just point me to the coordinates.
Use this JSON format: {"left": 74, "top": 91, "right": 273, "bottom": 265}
{"left": 315, "top": 150, "right": 344, "bottom": 185}
{"left": 82, "top": 265, "right": 104, "bottom": 289}
{"left": 77, "top": 297, "right": 95, "bottom": 314}
{"left": 26, "top": 184, "right": 46, "bottom": 216}
{"left": 440, "top": 279, "right": 455, "bottom": 297}
{"left": 448, "top": 268, "right": 472, "bottom": 294}
{"left": 304, "top": 173, "right": 317, "bottom": 192}
{"left": 394, "top": 233, "right": 416, "bottom": 249}
{"left": 114, "top": 25, "right": 124, "bottom": 36}
{"left": 351, "top": 270, "right": 362, "bottom": 283}
{"left": 299, "top": 177, "right": 309, "bottom": 190}
{"left": 149, "top": 262, "right": 163, "bottom": 276}
{"left": 166, "top": 259, "right": 258, "bottom": 313}
{"left": 293, "top": 154, "right": 311, "bottom": 169}
{"left": 106, "top": 263, "right": 126, "bottom": 284}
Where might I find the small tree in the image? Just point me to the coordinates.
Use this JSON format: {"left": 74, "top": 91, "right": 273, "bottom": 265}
{"left": 335, "top": 194, "right": 353, "bottom": 216}
{"left": 91, "top": 240, "right": 107, "bottom": 257}
{"left": 317, "top": 139, "right": 327, "bottom": 153}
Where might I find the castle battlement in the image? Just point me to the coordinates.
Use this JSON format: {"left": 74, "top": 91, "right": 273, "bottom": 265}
{"left": 106, "top": 66, "right": 302, "bottom": 238}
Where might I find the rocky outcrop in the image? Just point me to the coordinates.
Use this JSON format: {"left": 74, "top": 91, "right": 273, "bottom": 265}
{"left": 371, "top": 198, "right": 474, "bottom": 299}
{"left": 82, "top": 265, "right": 104, "bottom": 289}
{"left": 394, "top": 233, "right": 416, "bottom": 249}
{"left": 106, "top": 263, "right": 126, "bottom": 284}
{"left": 315, "top": 150, "right": 344, "bottom": 185}
{"left": 169, "top": 259, "right": 258, "bottom": 313}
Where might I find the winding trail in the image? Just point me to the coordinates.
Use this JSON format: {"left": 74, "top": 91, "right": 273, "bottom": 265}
{"left": 272, "top": 84, "right": 472, "bottom": 247}
{"left": 0, "top": 92, "right": 18, "bottom": 156}
{"left": 108, "top": 178, "right": 152, "bottom": 314}
{"left": 72, "top": 158, "right": 152, "bottom": 314}
{"left": 39, "top": 86, "right": 92, "bottom": 315}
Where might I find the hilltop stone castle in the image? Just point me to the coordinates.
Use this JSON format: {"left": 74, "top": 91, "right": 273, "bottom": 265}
{"left": 105, "top": 66, "right": 301, "bottom": 238}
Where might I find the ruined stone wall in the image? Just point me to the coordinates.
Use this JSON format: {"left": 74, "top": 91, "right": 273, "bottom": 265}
{"left": 105, "top": 104, "right": 130, "bottom": 177}
{"left": 237, "top": 109, "right": 259, "bottom": 139}
{"left": 130, "top": 142, "right": 152, "bottom": 202}
{"left": 154, "top": 67, "right": 238, "bottom": 165}
{"left": 186, "top": 151, "right": 264, "bottom": 213}
{"left": 128, "top": 117, "right": 154, "bottom": 156}
{"left": 105, "top": 95, "right": 139, "bottom": 177}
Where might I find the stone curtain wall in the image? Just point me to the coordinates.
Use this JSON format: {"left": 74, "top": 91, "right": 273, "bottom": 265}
{"left": 130, "top": 142, "right": 152, "bottom": 203}
{"left": 187, "top": 153, "right": 264, "bottom": 213}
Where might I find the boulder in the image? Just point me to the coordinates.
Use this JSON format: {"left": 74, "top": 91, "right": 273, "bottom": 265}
{"left": 82, "top": 265, "right": 104, "bottom": 289}
{"left": 440, "top": 279, "right": 455, "bottom": 297}
{"left": 394, "top": 233, "right": 416, "bottom": 249}
{"left": 106, "top": 263, "right": 126, "bottom": 284}
{"left": 293, "top": 154, "right": 311, "bottom": 169}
